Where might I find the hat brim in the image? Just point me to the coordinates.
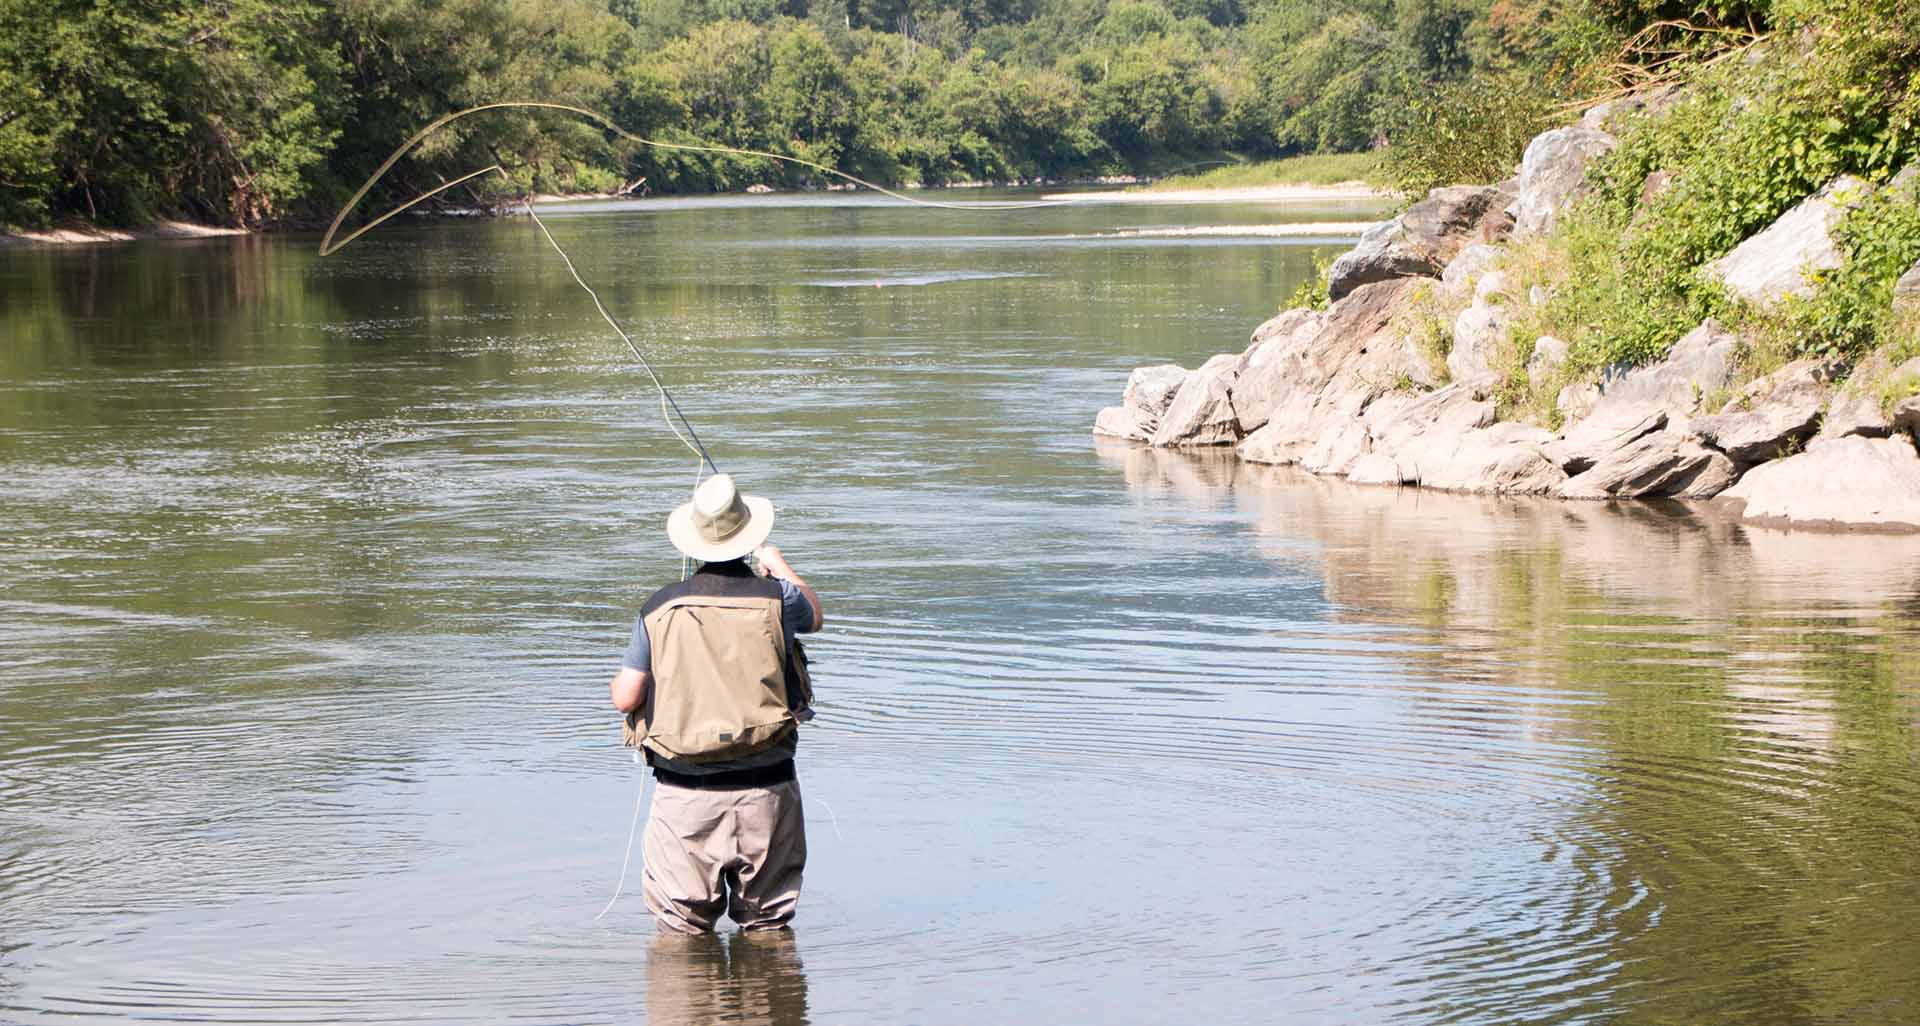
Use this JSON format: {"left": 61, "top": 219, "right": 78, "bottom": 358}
{"left": 665, "top": 494, "right": 775, "bottom": 563}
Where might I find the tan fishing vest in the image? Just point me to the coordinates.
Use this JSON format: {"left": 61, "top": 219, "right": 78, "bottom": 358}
{"left": 624, "top": 566, "right": 813, "bottom": 764}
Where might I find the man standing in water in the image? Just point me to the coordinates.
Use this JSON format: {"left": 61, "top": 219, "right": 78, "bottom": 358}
{"left": 608, "top": 473, "right": 823, "bottom": 933}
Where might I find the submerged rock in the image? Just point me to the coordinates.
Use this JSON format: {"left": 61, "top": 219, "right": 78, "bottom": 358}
{"left": 1512, "top": 126, "right": 1617, "bottom": 236}
{"left": 1721, "top": 435, "right": 1920, "bottom": 529}
{"left": 1326, "top": 185, "right": 1498, "bottom": 301}
{"left": 1689, "top": 359, "right": 1835, "bottom": 465}
{"left": 1704, "top": 175, "right": 1871, "bottom": 307}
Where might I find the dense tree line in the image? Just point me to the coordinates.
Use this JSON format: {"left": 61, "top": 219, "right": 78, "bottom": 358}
{"left": 1, "top": 0, "right": 1578, "bottom": 228}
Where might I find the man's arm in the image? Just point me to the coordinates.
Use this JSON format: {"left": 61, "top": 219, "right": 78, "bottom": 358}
{"left": 755, "top": 544, "right": 822, "bottom": 631}
{"left": 609, "top": 667, "right": 650, "bottom": 714}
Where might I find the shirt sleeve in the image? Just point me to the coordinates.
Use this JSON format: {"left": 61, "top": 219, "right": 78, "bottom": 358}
{"left": 621, "top": 615, "right": 651, "bottom": 672}
{"left": 777, "top": 578, "right": 819, "bottom": 636}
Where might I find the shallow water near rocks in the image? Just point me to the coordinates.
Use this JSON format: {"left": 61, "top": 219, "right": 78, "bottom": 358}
{"left": 2, "top": 193, "right": 1918, "bottom": 1025}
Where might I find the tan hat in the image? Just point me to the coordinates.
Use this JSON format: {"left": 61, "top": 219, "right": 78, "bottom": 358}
{"left": 666, "top": 473, "right": 774, "bottom": 562}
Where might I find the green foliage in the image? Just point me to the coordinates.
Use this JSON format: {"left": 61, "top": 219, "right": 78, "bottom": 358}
{"left": 1492, "top": 0, "right": 1920, "bottom": 378}
{"left": 0, "top": 0, "right": 1568, "bottom": 228}
{"left": 1782, "top": 179, "right": 1920, "bottom": 359}
{"left": 1286, "top": 249, "right": 1337, "bottom": 311}
{"left": 0, "top": 0, "right": 345, "bottom": 226}
{"left": 1378, "top": 68, "right": 1560, "bottom": 197}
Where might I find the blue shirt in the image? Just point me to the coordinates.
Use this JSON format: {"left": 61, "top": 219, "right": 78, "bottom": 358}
{"left": 622, "top": 565, "right": 818, "bottom": 674}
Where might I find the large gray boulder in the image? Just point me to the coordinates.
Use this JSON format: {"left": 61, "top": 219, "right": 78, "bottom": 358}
{"left": 1248, "top": 307, "right": 1320, "bottom": 347}
{"left": 1897, "top": 395, "right": 1920, "bottom": 438}
{"left": 1150, "top": 354, "right": 1240, "bottom": 447}
{"left": 1092, "top": 405, "right": 1149, "bottom": 441}
{"left": 1689, "top": 358, "right": 1835, "bottom": 464}
{"left": 1326, "top": 185, "right": 1498, "bottom": 301}
{"left": 1817, "top": 353, "right": 1914, "bottom": 441}
{"left": 1703, "top": 175, "right": 1871, "bottom": 307}
{"left": 1093, "top": 362, "right": 1189, "bottom": 440}
{"left": 1125, "top": 364, "right": 1187, "bottom": 430}
{"left": 1512, "top": 126, "right": 1618, "bottom": 236}
{"left": 1545, "top": 404, "right": 1666, "bottom": 474}
{"left": 1591, "top": 318, "right": 1740, "bottom": 421}
{"left": 1362, "top": 383, "right": 1497, "bottom": 457}
{"left": 1440, "top": 243, "right": 1502, "bottom": 297}
{"left": 1721, "top": 435, "right": 1920, "bottom": 529}
{"left": 1558, "top": 430, "right": 1737, "bottom": 499}
{"left": 1351, "top": 421, "right": 1564, "bottom": 494}
{"left": 1231, "top": 278, "right": 1425, "bottom": 444}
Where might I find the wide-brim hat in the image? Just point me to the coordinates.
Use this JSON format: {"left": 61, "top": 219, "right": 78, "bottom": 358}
{"left": 666, "top": 473, "right": 775, "bottom": 562}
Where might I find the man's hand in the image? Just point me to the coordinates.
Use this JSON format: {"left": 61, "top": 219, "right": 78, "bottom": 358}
{"left": 753, "top": 544, "right": 823, "bottom": 632}
{"left": 754, "top": 544, "right": 794, "bottom": 577}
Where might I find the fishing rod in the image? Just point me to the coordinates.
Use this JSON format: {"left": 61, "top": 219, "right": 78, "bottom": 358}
{"left": 319, "top": 101, "right": 1081, "bottom": 475}
{"left": 321, "top": 103, "right": 1067, "bottom": 921}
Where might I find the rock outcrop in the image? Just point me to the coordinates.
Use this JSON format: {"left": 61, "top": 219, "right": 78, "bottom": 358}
{"left": 1151, "top": 354, "right": 1240, "bottom": 447}
{"left": 1512, "top": 126, "right": 1617, "bottom": 236}
{"left": 1093, "top": 115, "right": 1920, "bottom": 531}
{"left": 1703, "top": 175, "right": 1871, "bottom": 307}
{"left": 1326, "top": 186, "right": 1499, "bottom": 301}
{"left": 1689, "top": 359, "right": 1835, "bottom": 464}
{"left": 1093, "top": 363, "right": 1189, "bottom": 441}
{"left": 1446, "top": 271, "right": 1510, "bottom": 385}
{"left": 1590, "top": 318, "right": 1739, "bottom": 421}
{"left": 1558, "top": 431, "right": 1735, "bottom": 499}
{"left": 1720, "top": 436, "right": 1920, "bottom": 529}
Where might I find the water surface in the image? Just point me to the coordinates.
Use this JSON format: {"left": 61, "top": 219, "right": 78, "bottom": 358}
{"left": 2, "top": 193, "right": 1917, "bottom": 1025}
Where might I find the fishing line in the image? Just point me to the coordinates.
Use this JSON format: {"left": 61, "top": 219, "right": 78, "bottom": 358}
{"left": 322, "top": 103, "right": 1040, "bottom": 922}
{"left": 318, "top": 100, "right": 1077, "bottom": 259}
{"left": 595, "top": 754, "right": 654, "bottom": 922}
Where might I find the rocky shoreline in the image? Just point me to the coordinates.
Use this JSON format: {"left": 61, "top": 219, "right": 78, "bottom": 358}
{"left": 1094, "top": 105, "right": 1920, "bottom": 532}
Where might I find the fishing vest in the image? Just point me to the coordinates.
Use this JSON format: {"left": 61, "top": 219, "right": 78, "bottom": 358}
{"left": 625, "top": 563, "right": 813, "bottom": 765}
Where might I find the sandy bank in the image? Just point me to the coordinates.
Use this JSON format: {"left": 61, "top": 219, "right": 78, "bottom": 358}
{"left": 1104, "top": 222, "right": 1381, "bottom": 238}
{"left": 1048, "top": 182, "right": 1392, "bottom": 204}
{"left": 3, "top": 220, "right": 249, "bottom": 247}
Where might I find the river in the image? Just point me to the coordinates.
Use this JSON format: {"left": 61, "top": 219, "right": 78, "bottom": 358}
{"left": 2, "top": 193, "right": 1918, "bottom": 1025}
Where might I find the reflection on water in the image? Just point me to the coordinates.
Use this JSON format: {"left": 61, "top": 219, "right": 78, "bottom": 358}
{"left": 648, "top": 931, "right": 809, "bottom": 1026}
{"left": 1110, "top": 445, "right": 1920, "bottom": 1025}
{"left": 2, "top": 196, "right": 1916, "bottom": 1025}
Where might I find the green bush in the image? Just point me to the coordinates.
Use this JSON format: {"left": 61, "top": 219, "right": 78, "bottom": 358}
{"left": 1783, "top": 179, "right": 1920, "bottom": 359}
{"left": 1377, "top": 69, "right": 1561, "bottom": 199}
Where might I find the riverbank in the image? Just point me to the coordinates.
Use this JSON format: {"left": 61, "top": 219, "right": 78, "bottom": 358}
{"left": 1048, "top": 182, "right": 1391, "bottom": 204}
{"left": 1093, "top": 96, "right": 1920, "bottom": 532}
{"left": 1, "top": 220, "right": 249, "bottom": 247}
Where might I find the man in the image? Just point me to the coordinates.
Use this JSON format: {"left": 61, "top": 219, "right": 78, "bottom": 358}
{"left": 609, "top": 473, "right": 823, "bottom": 934}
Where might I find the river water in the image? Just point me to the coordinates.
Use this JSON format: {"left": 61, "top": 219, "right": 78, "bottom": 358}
{"left": 3, "top": 194, "right": 1918, "bottom": 1025}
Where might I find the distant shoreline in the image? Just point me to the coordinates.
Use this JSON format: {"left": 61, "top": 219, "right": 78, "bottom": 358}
{"left": 1, "top": 220, "right": 251, "bottom": 247}
{"left": 1051, "top": 182, "right": 1392, "bottom": 203}
{"left": 3, "top": 179, "right": 1394, "bottom": 248}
